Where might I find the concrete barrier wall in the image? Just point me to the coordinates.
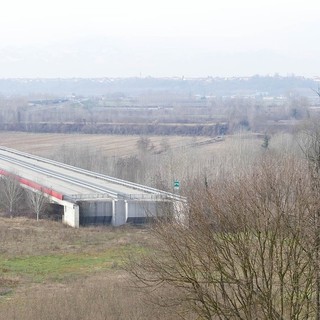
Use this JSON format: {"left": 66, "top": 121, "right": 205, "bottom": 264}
{"left": 0, "top": 169, "right": 64, "bottom": 200}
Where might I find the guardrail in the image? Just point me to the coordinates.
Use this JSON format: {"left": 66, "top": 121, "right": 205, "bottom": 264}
{"left": 64, "top": 193, "right": 167, "bottom": 201}
{"left": 0, "top": 168, "right": 64, "bottom": 200}
{"left": 64, "top": 193, "right": 111, "bottom": 201}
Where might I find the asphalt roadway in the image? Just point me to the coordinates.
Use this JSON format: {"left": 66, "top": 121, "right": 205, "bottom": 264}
{"left": 0, "top": 146, "right": 163, "bottom": 201}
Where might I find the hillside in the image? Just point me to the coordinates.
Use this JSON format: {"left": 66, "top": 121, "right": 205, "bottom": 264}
{"left": 0, "top": 76, "right": 318, "bottom": 98}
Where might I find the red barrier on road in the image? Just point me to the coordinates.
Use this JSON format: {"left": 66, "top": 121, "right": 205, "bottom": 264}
{"left": 0, "top": 169, "right": 64, "bottom": 200}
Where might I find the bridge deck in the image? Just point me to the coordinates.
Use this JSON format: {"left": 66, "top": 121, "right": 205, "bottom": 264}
{"left": 0, "top": 147, "right": 174, "bottom": 201}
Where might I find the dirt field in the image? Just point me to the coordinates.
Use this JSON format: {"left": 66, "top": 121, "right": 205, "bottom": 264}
{"left": 0, "top": 131, "right": 214, "bottom": 157}
{"left": 0, "top": 131, "right": 262, "bottom": 158}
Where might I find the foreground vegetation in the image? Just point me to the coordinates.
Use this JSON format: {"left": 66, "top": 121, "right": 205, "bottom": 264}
{"left": 129, "top": 153, "right": 319, "bottom": 319}
{"left": 0, "top": 218, "right": 184, "bottom": 319}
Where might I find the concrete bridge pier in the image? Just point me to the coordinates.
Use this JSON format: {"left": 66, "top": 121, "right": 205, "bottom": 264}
{"left": 112, "top": 199, "right": 127, "bottom": 226}
{"left": 62, "top": 203, "right": 80, "bottom": 228}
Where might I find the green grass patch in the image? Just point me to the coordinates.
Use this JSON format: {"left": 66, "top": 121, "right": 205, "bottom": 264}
{"left": 0, "top": 244, "right": 144, "bottom": 283}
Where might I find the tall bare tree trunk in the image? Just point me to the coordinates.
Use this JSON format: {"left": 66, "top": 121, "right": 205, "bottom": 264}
{"left": 300, "top": 119, "right": 320, "bottom": 320}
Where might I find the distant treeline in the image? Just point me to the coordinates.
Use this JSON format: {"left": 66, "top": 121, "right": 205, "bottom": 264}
{"left": 0, "top": 122, "right": 228, "bottom": 136}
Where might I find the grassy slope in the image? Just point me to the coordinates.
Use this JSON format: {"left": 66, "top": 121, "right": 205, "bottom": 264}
{"left": 0, "top": 217, "right": 147, "bottom": 281}
{"left": 0, "top": 217, "right": 175, "bottom": 320}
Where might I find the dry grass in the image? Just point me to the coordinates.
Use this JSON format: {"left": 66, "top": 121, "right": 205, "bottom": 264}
{"left": 0, "top": 217, "right": 185, "bottom": 320}
{"left": 0, "top": 217, "right": 148, "bottom": 257}
{"left": 0, "top": 273, "right": 184, "bottom": 320}
{"left": 0, "top": 131, "right": 263, "bottom": 158}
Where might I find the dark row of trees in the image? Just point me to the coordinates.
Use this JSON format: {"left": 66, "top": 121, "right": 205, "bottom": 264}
{"left": 0, "top": 122, "right": 228, "bottom": 137}
{"left": 0, "top": 92, "right": 315, "bottom": 137}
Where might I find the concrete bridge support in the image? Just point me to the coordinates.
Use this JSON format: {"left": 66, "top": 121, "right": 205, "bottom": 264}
{"left": 112, "top": 200, "right": 127, "bottom": 226}
{"left": 61, "top": 198, "right": 186, "bottom": 228}
{"left": 77, "top": 199, "right": 167, "bottom": 226}
{"left": 62, "top": 203, "right": 80, "bottom": 228}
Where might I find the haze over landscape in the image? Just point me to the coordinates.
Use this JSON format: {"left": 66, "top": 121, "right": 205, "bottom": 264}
{"left": 3, "top": 1, "right": 320, "bottom": 320}
{"left": 1, "top": 0, "right": 319, "bottom": 78}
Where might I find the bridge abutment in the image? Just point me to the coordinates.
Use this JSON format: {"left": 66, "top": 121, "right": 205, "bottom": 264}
{"left": 63, "top": 203, "right": 79, "bottom": 228}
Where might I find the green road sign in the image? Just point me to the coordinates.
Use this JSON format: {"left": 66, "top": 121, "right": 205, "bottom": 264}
{"left": 174, "top": 180, "right": 180, "bottom": 189}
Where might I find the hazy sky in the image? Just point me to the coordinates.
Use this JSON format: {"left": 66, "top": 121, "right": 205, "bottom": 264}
{"left": 0, "top": 0, "right": 319, "bottom": 78}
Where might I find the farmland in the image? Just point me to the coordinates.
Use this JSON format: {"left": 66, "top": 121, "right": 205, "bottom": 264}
{"left": 0, "top": 131, "right": 234, "bottom": 157}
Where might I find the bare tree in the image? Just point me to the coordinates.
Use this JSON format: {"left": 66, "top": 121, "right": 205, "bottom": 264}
{"left": 261, "top": 134, "right": 270, "bottom": 149}
{"left": 0, "top": 173, "right": 23, "bottom": 218}
{"left": 298, "top": 118, "right": 320, "bottom": 320}
{"left": 128, "top": 153, "right": 319, "bottom": 319}
{"left": 311, "top": 84, "right": 320, "bottom": 100}
{"left": 137, "top": 136, "right": 154, "bottom": 154}
{"left": 27, "top": 188, "right": 49, "bottom": 221}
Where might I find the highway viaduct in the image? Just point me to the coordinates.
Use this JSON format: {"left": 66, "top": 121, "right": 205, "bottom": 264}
{"left": 0, "top": 146, "right": 186, "bottom": 228}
